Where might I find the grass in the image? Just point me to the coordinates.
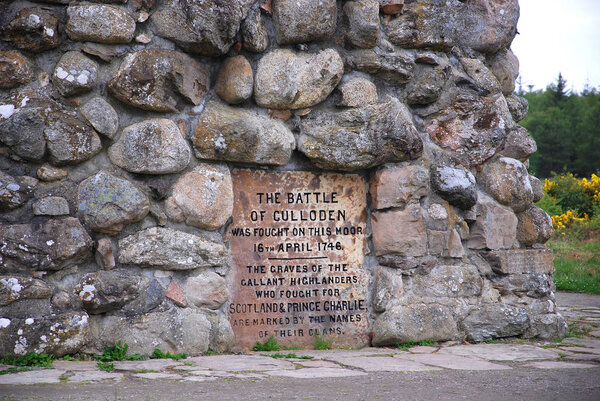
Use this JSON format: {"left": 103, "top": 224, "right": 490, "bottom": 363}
{"left": 0, "top": 352, "right": 53, "bottom": 368}
{"left": 564, "top": 323, "right": 593, "bottom": 338}
{"left": 396, "top": 339, "right": 436, "bottom": 351}
{"left": 0, "top": 367, "right": 32, "bottom": 375}
{"left": 151, "top": 349, "right": 187, "bottom": 361}
{"left": 314, "top": 337, "right": 331, "bottom": 350}
{"left": 133, "top": 369, "right": 158, "bottom": 374}
{"left": 548, "top": 224, "right": 600, "bottom": 294}
{"left": 252, "top": 336, "right": 281, "bottom": 352}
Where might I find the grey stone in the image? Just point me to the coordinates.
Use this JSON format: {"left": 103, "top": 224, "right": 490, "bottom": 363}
{"left": 527, "top": 314, "right": 569, "bottom": 340}
{"left": 118, "top": 227, "right": 228, "bottom": 270}
{"left": 66, "top": 4, "right": 136, "bottom": 44}
{"left": 0, "top": 218, "right": 92, "bottom": 271}
{"left": 405, "top": 67, "right": 447, "bottom": 105}
{"left": 370, "top": 165, "right": 429, "bottom": 209}
{"left": 478, "top": 157, "right": 534, "bottom": 213}
{"left": 0, "top": 369, "right": 66, "bottom": 385}
{"left": 462, "top": 304, "right": 529, "bottom": 342}
{"left": 481, "top": 249, "right": 555, "bottom": 274}
{"left": 52, "top": 51, "right": 98, "bottom": 97}
{"left": 412, "top": 265, "right": 483, "bottom": 298}
{"left": 467, "top": 193, "right": 517, "bottom": 250}
{"left": 343, "top": 0, "right": 380, "bottom": 49}
{"left": 208, "top": 315, "right": 235, "bottom": 352}
{"left": 0, "top": 95, "right": 50, "bottom": 161}
{"left": 32, "top": 196, "right": 69, "bottom": 216}
{"left": 530, "top": 175, "right": 544, "bottom": 203}
{"left": 506, "top": 95, "right": 529, "bottom": 122}
{"left": 186, "top": 355, "right": 295, "bottom": 372}
{"left": 372, "top": 203, "right": 427, "bottom": 257}
{"left": 108, "top": 119, "right": 191, "bottom": 174}
{"left": 108, "top": 49, "right": 209, "bottom": 113}
{"left": 500, "top": 126, "right": 537, "bottom": 162}
{"left": 193, "top": 101, "right": 295, "bottom": 166}
{"left": 372, "top": 303, "right": 459, "bottom": 346}
{"left": 344, "top": 48, "right": 414, "bottom": 85}
{"left": 298, "top": 97, "right": 422, "bottom": 170}
{"left": 0, "top": 276, "right": 51, "bottom": 306}
{"left": 44, "top": 111, "right": 102, "bottom": 166}
{"left": 267, "top": 367, "right": 368, "bottom": 378}
{"left": 273, "top": 0, "right": 337, "bottom": 45}
{"left": 517, "top": 206, "right": 553, "bottom": 247}
{"left": 385, "top": 0, "right": 519, "bottom": 54}
{"left": 165, "top": 164, "right": 233, "bottom": 231}
{"left": 329, "top": 356, "right": 437, "bottom": 372}
{"left": 372, "top": 266, "right": 403, "bottom": 313}
{"left": 95, "top": 238, "right": 115, "bottom": 270}
{"left": 36, "top": 165, "right": 67, "bottom": 182}
{"left": 215, "top": 56, "right": 254, "bottom": 105}
{"left": 430, "top": 165, "right": 477, "bottom": 209}
{"left": 0, "top": 312, "right": 89, "bottom": 357}
{"left": 0, "top": 50, "right": 34, "bottom": 89}
{"left": 76, "top": 270, "right": 142, "bottom": 314}
{"left": 438, "top": 343, "right": 559, "bottom": 362}
{"left": 492, "top": 273, "right": 553, "bottom": 299}
{"left": 77, "top": 171, "right": 150, "bottom": 235}
{"left": 87, "top": 308, "right": 212, "bottom": 355}
{"left": 2, "top": 8, "right": 59, "bottom": 52}
{"left": 459, "top": 57, "right": 501, "bottom": 95}
{"left": 400, "top": 353, "right": 511, "bottom": 371}
{"left": 241, "top": 8, "right": 268, "bottom": 53}
{"left": 152, "top": 0, "right": 249, "bottom": 56}
{"left": 80, "top": 97, "right": 119, "bottom": 138}
{"left": 0, "top": 172, "right": 34, "bottom": 211}
{"left": 254, "top": 49, "right": 343, "bottom": 109}
{"left": 336, "top": 77, "right": 378, "bottom": 107}
{"left": 488, "top": 49, "right": 519, "bottom": 96}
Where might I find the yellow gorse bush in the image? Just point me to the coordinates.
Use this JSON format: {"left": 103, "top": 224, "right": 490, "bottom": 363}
{"left": 540, "top": 173, "right": 600, "bottom": 232}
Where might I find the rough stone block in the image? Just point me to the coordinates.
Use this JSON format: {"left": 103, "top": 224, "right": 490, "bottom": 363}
{"left": 481, "top": 249, "right": 555, "bottom": 274}
{"left": 372, "top": 204, "right": 427, "bottom": 257}
{"left": 370, "top": 165, "right": 428, "bottom": 209}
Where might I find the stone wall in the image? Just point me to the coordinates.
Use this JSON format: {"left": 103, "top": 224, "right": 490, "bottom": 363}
{"left": 0, "top": 0, "right": 567, "bottom": 356}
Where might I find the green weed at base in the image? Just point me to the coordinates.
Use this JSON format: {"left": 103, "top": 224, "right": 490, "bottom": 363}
{"left": 252, "top": 335, "right": 281, "bottom": 352}
{"left": 151, "top": 349, "right": 187, "bottom": 361}
{"left": 314, "top": 337, "right": 331, "bottom": 350}
{"left": 261, "top": 353, "right": 313, "bottom": 360}
{"left": 97, "top": 361, "right": 115, "bottom": 372}
{"left": 0, "top": 367, "right": 32, "bottom": 375}
{"left": 396, "top": 339, "right": 436, "bottom": 351}
{"left": 0, "top": 352, "right": 53, "bottom": 368}
{"left": 95, "top": 341, "right": 147, "bottom": 362}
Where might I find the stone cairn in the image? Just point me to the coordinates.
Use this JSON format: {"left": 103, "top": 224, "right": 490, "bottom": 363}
{"left": 0, "top": 0, "right": 567, "bottom": 356}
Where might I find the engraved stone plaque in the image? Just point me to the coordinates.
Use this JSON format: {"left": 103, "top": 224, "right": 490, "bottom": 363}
{"left": 227, "top": 170, "right": 369, "bottom": 349}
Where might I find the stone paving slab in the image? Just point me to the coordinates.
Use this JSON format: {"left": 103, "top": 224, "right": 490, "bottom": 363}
{"left": 112, "top": 359, "right": 183, "bottom": 371}
{"left": 437, "top": 344, "right": 558, "bottom": 361}
{"left": 294, "top": 360, "right": 341, "bottom": 369}
{"left": 562, "top": 337, "right": 600, "bottom": 348}
{"left": 330, "top": 356, "right": 441, "bottom": 372}
{"left": 558, "top": 346, "right": 600, "bottom": 355}
{"left": 398, "top": 353, "right": 512, "bottom": 371}
{"left": 408, "top": 346, "right": 438, "bottom": 354}
{"left": 266, "top": 367, "right": 368, "bottom": 378}
{"left": 524, "top": 361, "right": 599, "bottom": 369}
{"left": 67, "top": 370, "right": 124, "bottom": 383}
{"left": 184, "top": 355, "right": 295, "bottom": 371}
{"left": 52, "top": 361, "right": 98, "bottom": 371}
{"left": 132, "top": 372, "right": 182, "bottom": 380}
{"left": 0, "top": 369, "right": 67, "bottom": 385}
{"left": 293, "top": 348, "right": 401, "bottom": 359}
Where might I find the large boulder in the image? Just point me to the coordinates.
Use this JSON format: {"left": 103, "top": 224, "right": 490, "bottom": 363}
{"left": 0, "top": 172, "right": 35, "bottom": 211}
{"left": 108, "top": 119, "right": 192, "bottom": 174}
{"left": 0, "top": 218, "right": 92, "bottom": 271}
{"left": 2, "top": 8, "right": 59, "bottom": 52}
{"left": 272, "top": 0, "right": 337, "bottom": 45}
{"left": 344, "top": 48, "right": 414, "bottom": 85}
{"left": 0, "top": 276, "right": 51, "bottom": 306}
{"left": 215, "top": 56, "right": 254, "bottom": 105}
{"left": 370, "top": 165, "right": 429, "bottom": 209}
{"left": 372, "top": 267, "right": 403, "bottom": 313}
{"left": 517, "top": 206, "right": 553, "bottom": 247}
{"left": 118, "top": 227, "right": 228, "bottom": 270}
{"left": 0, "top": 50, "right": 34, "bottom": 89}
{"left": 77, "top": 171, "right": 150, "bottom": 235}
{"left": 0, "top": 312, "right": 89, "bottom": 357}
{"left": 66, "top": 4, "right": 136, "bottom": 44}
{"left": 44, "top": 111, "right": 102, "bottom": 166}
{"left": 52, "top": 51, "right": 98, "bottom": 97}
{"left": 426, "top": 94, "right": 514, "bottom": 166}
{"left": 372, "top": 303, "right": 459, "bottom": 345}
{"left": 108, "top": 49, "right": 209, "bottom": 112}
{"left": 343, "top": 0, "right": 380, "bottom": 49}
{"left": 165, "top": 164, "right": 233, "bottom": 230}
{"left": 76, "top": 270, "right": 142, "bottom": 314}
{"left": 430, "top": 165, "right": 478, "bottom": 209}
{"left": 412, "top": 265, "right": 483, "bottom": 298}
{"left": 478, "top": 157, "right": 534, "bottom": 213}
{"left": 467, "top": 193, "right": 518, "bottom": 250}
{"left": 183, "top": 271, "right": 229, "bottom": 310}
{"left": 80, "top": 97, "right": 119, "bottom": 138}
{"left": 151, "top": 0, "right": 250, "bottom": 56}
{"left": 371, "top": 204, "right": 427, "bottom": 258}
{"left": 254, "top": 49, "right": 343, "bottom": 110}
{"left": 298, "top": 97, "right": 422, "bottom": 170}
{"left": 462, "top": 304, "right": 529, "bottom": 342}
{"left": 193, "top": 101, "right": 295, "bottom": 166}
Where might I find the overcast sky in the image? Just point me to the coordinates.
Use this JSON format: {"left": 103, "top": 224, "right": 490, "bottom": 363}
{"left": 511, "top": 0, "right": 600, "bottom": 93}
